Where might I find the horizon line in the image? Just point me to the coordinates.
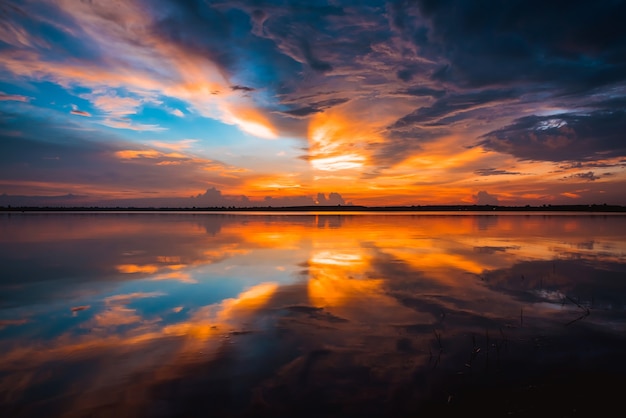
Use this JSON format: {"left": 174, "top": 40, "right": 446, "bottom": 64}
{"left": 2, "top": 203, "right": 626, "bottom": 213}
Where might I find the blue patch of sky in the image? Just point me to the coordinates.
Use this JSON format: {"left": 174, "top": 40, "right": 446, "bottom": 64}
{"left": 0, "top": 301, "right": 98, "bottom": 342}
{"left": 0, "top": 80, "right": 31, "bottom": 97}
{"left": 132, "top": 104, "right": 258, "bottom": 146}
{"left": 125, "top": 280, "right": 239, "bottom": 319}
{"left": 216, "top": 7, "right": 301, "bottom": 93}
{"left": 0, "top": 257, "right": 303, "bottom": 344}
{"left": 240, "top": 43, "right": 302, "bottom": 94}
{"left": 0, "top": 80, "right": 93, "bottom": 117}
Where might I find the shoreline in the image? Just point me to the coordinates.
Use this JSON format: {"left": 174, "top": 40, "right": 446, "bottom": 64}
{"left": 2, "top": 204, "right": 626, "bottom": 213}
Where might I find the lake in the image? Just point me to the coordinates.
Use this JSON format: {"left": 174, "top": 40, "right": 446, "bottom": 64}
{"left": 1, "top": 212, "right": 626, "bottom": 417}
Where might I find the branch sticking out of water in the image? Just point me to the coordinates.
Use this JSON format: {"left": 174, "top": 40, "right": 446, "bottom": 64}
{"left": 564, "top": 295, "right": 591, "bottom": 326}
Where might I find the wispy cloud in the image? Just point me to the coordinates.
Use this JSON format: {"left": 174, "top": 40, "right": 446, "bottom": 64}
{"left": 0, "top": 0, "right": 625, "bottom": 205}
{"left": 70, "top": 109, "right": 91, "bottom": 117}
{"left": 0, "top": 91, "right": 30, "bottom": 102}
{"left": 70, "top": 104, "right": 91, "bottom": 117}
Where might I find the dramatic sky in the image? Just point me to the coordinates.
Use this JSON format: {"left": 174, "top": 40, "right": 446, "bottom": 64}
{"left": 1, "top": 0, "right": 626, "bottom": 207}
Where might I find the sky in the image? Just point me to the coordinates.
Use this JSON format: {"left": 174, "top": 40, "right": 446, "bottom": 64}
{"left": 1, "top": 0, "right": 625, "bottom": 207}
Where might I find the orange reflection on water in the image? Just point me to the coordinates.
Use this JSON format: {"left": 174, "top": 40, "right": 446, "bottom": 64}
{"left": 307, "top": 247, "right": 428, "bottom": 327}
{"left": 2, "top": 213, "right": 626, "bottom": 418}
{"left": 162, "top": 282, "right": 278, "bottom": 342}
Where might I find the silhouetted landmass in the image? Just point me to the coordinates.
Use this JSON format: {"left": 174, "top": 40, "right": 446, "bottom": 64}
{"left": 1, "top": 204, "right": 626, "bottom": 212}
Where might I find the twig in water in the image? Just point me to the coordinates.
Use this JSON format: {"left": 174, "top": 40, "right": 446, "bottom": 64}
{"left": 464, "top": 334, "right": 481, "bottom": 374}
{"left": 564, "top": 295, "right": 591, "bottom": 326}
{"left": 433, "top": 328, "right": 443, "bottom": 350}
{"left": 429, "top": 328, "right": 444, "bottom": 369}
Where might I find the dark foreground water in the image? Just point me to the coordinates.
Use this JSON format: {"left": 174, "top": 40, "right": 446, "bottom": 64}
{"left": 1, "top": 212, "right": 626, "bottom": 417}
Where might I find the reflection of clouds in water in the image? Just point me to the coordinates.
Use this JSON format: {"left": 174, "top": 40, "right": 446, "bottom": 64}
{"left": 473, "top": 245, "right": 520, "bottom": 254}
{"left": 316, "top": 215, "right": 344, "bottom": 229}
{"left": 481, "top": 259, "right": 626, "bottom": 319}
{"left": 1, "top": 214, "right": 626, "bottom": 416}
{"left": 0, "top": 282, "right": 284, "bottom": 416}
{"left": 87, "top": 292, "right": 166, "bottom": 328}
{"left": 474, "top": 214, "right": 499, "bottom": 231}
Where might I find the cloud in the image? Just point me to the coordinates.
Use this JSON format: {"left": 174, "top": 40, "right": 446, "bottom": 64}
{"left": 280, "top": 98, "right": 350, "bottom": 118}
{"left": 390, "top": 89, "right": 517, "bottom": 128}
{"left": 83, "top": 91, "right": 145, "bottom": 118}
{"left": 479, "top": 110, "right": 626, "bottom": 162}
{"left": 1, "top": 0, "right": 626, "bottom": 205}
{"left": 316, "top": 192, "right": 346, "bottom": 206}
{"left": 101, "top": 118, "right": 166, "bottom": 132}
{"left": 573, "top": 171, "right": 600, "bottom": 181}
{"left": 170, "top": 108, "right": 184, "bottom": 117}
{"left": 230, "top": 85, "right": 255, "bottom": 92}
{"left": 0, "top": 113, "right": 245, "bottom": 199}
{"left": 474, "top": 168, "right": 521, "bottom": 176}
{"left": 0, "top": 91, "right": 30, "bottom": 102}
{"left": 393, "top": 87, "right": 446, "bottom": 99}
{"left": 70, "top": 109, "right": 91, "bottom": 117}
{"left": 472, "top": 190, "right": 499, "bottom": 205}
{"left": 407, "top": 0, "right": 626, "bottom": 91}
{"left": 0, "top": 0, "right": 283, "bottom": 138}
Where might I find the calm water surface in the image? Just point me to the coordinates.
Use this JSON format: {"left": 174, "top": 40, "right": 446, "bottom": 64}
{"left": 1, "top": 212, "right": 626, "bottom": 417}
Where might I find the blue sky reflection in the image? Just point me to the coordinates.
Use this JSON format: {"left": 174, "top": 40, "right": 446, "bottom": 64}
{"left": 1, "top": 213, "right": 625, "bottom": 416}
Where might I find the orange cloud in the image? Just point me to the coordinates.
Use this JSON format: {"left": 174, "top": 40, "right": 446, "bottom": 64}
{"left": 0, "top": 1, "right": 280, "bottom": 139}
{"left": 115, "top": 149, "right": 187, "bottom": 160}
{"left": 0, "top": 91, "right": 30, "bottom": 102}
{"left": 307, "top": 109, "right": 379, "bottom": 172}
{"left": 116, "top": 264, "right": 160, "bottom": 274}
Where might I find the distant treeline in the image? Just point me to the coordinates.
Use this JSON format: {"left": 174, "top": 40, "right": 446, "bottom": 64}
{"left": 1, "top": 204, "right": 626, "bottom": 212}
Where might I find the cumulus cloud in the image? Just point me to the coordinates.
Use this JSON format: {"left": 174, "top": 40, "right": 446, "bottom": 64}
{"left": 574, "top": 171, "right": 600, "bottom": 181}
{"left": 316, "top": 192, "right": 346, "bottom": 206}
{"left": 1, "top": 0, "right": 626, "bottom": 205}
{"left": 472, "top": 190, "right": 499, "bottom": 206}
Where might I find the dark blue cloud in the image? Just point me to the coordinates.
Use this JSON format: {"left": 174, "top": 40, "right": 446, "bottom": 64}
{"left": 2, "top": 0, "right": 626, "bottom": 202}
{"left": 474, "top": 168, "right": 521, "bottom": 176}
{"left": 479, "top": 110, "right": 626, "bottom": 162}
{"left": 279, "top": 97, "right": 349, "bottom": 118}
{"left": 391, "top": 89, "right": 518, "bottom": 128}
{"left": 380, "top": 0, "right": 626, "bottom": 161}
{"left": 411, "top": 0, "right": 626, "bottom": 90}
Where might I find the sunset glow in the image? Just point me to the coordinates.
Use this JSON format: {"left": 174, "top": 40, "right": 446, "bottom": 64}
{"left": 1, "top": 1, "right": 625, "bottom": 207}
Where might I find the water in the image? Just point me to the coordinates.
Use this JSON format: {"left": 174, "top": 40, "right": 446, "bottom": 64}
{"left": 1, "top": 212, "right": 626, "bottom": 417}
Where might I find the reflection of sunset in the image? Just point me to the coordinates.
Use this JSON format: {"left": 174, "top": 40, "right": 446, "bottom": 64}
{"left": 218, "top": 282, "right": 278, "bottom": 321}
{"left": 3, "top": 0, "right": 626, "bottom": 410}
{"left": 388, "top": 248, "right": 485, "bottom": 275}
{"left": 308, "top": 274, "right": 383, "bottom": 307}
{"left": 308, "top": 249, "right": 378, "bottom": 301}
{"left": 306, "top": 247, "right": 430, "bottom": 327}
{"left": 163, "top": 282, "right": 278, "bottom": 341}
{"left": 2, "top": 214, "right": 626, "bottom": 417}
{"left": 310, "top": 251, "right": 366, "bottom": 267}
